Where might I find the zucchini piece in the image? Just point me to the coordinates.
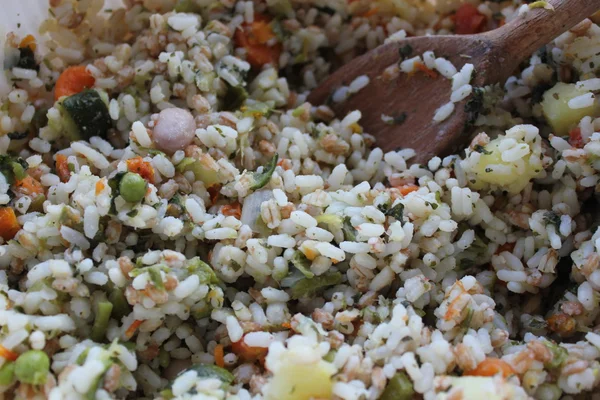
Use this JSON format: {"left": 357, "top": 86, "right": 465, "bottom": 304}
{"left": 17, "top": 47, "right": 39, "bottom": 71}
{"left": 62, "top": 90, "right": 111, "bottom": 139}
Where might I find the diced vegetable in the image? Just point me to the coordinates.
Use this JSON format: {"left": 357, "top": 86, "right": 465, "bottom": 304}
{"left": 250, "top": 154, "right": 278, "bottom": 190}
{"left": 234, "top": 13, "right": 282, "bottom": 68}
{"left": 0, "top": 154, "right": 28, "bottom": 184}
{"left": 16, "top": 47, "right": 38, "bottom": 71}
{"left": 542, "top": 340, "right": 568, "bottom": 369}
{"left": 464, "top": 357, "right": 515, "bottom": 378}
{"left": 55, "top": 154, "right": 71, "bottom": 183}
{"left": 126, "top": 157, "right": 155, "bottom": 184}
{"left": 263, "top": 357, "right": 335, "bottom": 400}
{"left": 379, "top": 372, "right": 414, "bottom": 400}
{"left": 214, "top": 344, "right": 225, "bottom": 367}
{"left": 241, "top": 99, "right": 274, "bottom": 118}
{"left": 61, "top": 89, "right": 112, "bottom": 139}
{"left": 454, "top": 3, "right": 487, "bottom": 35}
{"left": 91, "top": 301, "right": 113, "bottom": 342}
{"left": 54, "top": 66, "right": 95, "bottom": 100}
{"left": 119, "top": 172, "right": 148, "bottom": 203}
{"left": 174, "top": 0, "right": 202, "bottom": 13}
{"left": 397, "top": 184, "right": 418, "bottom": 196}
{"left": 221, "top": 202, "right": 242, "bottom": 219}
{"left": 0, "top": 208, "right": 21, "bottom": 241}
{"left": 223, "top": 84, "right": 249, "bottom": 111}
{"left": 125, "top": 319, "right": 143, "bottom": 339}
{"left": 541, "top": 83, "right": 600, "bottom": 135}
{"left": 109, "top": 288, "right": 131, "bottom": 319}
{"left": 19, "top": 35, "right": 36, "bottom": 51}
{"left": 469, "top": 137, "right": 540, "bottom": 194}
{"left": 14, "top": 350, "right": 50, "bottom": 385}
{"left": 181, "top": 364, "right": 234, "bottom": 385}
{"left": 291, "top": 271, "right": 342, "bottom": 300}
{"left": 232, "top": 336, "right": 268, "bottom": 362}
{"left": 186, "top": 258, "right": 221, "bottom": 285}
{"left": 290, "top": 251, "right": 314, "bottom": 278}
{"left": 342, "top": 217, "right": 357, "bottom": 241}
{"left": 315, "top": 214, "right": 344, "bottom": 231}
{"left": 13, "top": 175, "right": 44, "bottom": 198}
{"left": 0, "top": 361, "right": 15, "bottom": 386}
{"left": 176, "top": 157, "right": 219, "bottom": 187}
{"left": 0, "top": 344, "right": 19, "bottom": 362}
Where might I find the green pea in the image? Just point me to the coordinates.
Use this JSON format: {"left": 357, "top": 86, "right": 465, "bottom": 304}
{"left": 119, "top": 172, "right": 147, "bottom": 203}
{"left": 14, "top": 350, "right": 50, "bottom": 385}
{"left": 0, "top": 362, "right": 15, "bottom": 386}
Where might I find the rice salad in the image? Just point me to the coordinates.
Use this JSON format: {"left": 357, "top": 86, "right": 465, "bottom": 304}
{"left": 1, "top": 0, "right": 600, "bottom": 399}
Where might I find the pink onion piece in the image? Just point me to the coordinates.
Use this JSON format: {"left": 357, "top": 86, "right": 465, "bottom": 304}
{"left": 152, "top": 107, "right": 196, "bottom": 153}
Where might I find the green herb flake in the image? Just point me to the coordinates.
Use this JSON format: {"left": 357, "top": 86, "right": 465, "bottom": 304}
{"left": 250, "top": 154, "right": 278, "bottom": 190}
{"left": 398, "top": 44, "right": 413, "bottom": 59}
{"left": 473, "top": 144, "right": 492, "bottom": 155}
{"left": 543, "top": 211, "right": 561, "bottom": 227}
{"left": 342, "top": 216, "right": 357, "bottom": 241}
{"left": 291, "top": 271, "right": 342, "bottom": 300}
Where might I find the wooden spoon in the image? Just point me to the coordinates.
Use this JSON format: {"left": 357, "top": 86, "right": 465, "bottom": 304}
{"left": 308, "top": 0, "right": 600, "bottom": 164}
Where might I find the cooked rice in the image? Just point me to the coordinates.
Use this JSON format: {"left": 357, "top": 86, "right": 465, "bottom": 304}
{"left": 0, "top": 1, "right": 600, "bottom": 400}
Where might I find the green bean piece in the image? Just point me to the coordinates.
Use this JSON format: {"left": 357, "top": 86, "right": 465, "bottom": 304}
{"left": 119, "top": 172, "right": 147, "bottom": 203}
{"left": 0, "top": 362, "right": 15, "bottom": 386}
{"left": 109, "top": 287, "right": 131, "bottom": 319}
{"left": 379, "top": 372, "right": 414, "bottom": 400}
{"left": 91, "top": 301, "right": 113, "bottom": 342}
{"left": 14, "top": 350, "right": 50, "bottom": 385}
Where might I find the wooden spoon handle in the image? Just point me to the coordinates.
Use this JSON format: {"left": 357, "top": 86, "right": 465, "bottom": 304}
{"left": 488, "top": 0, "right": 600, "bottom": 60}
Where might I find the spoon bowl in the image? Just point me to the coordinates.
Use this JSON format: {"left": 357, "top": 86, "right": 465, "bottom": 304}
{"left": 308, "top": 0, "right": 600, "bottom": 163}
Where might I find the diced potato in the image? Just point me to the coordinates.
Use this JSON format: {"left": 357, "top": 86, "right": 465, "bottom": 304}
{"left": 541, "top": 82, "right": 600, "bottom": 135}
{"left": 263, "top": 359, "right": 335, "bottom": 400}
{"left": 470, "top": 137, "right": 539, "bottom": 194}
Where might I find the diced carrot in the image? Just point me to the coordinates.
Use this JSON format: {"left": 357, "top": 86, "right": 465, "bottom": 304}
{"left": 126, "top": 157, "right": 155, "bottom": 184}
{"left": 95, "top": 179, "right": 106, "bottom": 196}
{"left": 54, "top": 65, "right": 96, "bottom": 101}
{"left": 0, "top": 208, "right": 21, "bottom": 241}
{"left": 19, "top": 34, "right": 37, "bottom": 51}
{"left": 454, "top": 3, "right": 488, "bottom": 35}
{"left": 397, "top": 184, "right": 419, "bottom": 196}
{"left": 55, "top": 154, "right": 70, "bottom": 183}
{"left": 214, "top": 344, "right": 225, "bottom": 368}
{"left": 569, "top": 127, "right": 584, "bottom": 148}
{"left": 125, "top": 319, "right": 143, "bottom": 339}
{"left": 231, "top": 336, "right": 268, "bottom": 362}
{"left": 13, "top": 175, "right": 44, "bottom": 197}
{"left": 281, "top": 322, "right": 291, "bottom": 329}
{"left": 0, "top": 344, "right": 19, "bottom": 361}
{"left": 415, "top": 62, "right": 439, "bottom": 79}
{"left": 234, "top": 13, "right": 282, "bottom": 69}
{"left": 464, "top": 357, "right": 515, "bottom": 378}
{"left": 208, "top": 185, "right": 221, "bottom": 205}
{"left": 221, "top": 202, "right": 242, "bottom": 219}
